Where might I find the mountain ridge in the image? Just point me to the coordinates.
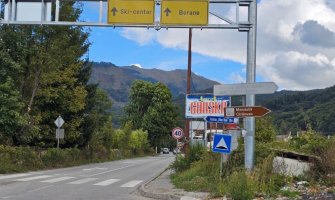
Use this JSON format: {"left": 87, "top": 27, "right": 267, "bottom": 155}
{"left": 91, "top": 62, "right": 220, "bottom": 106}
{"left": 90, "top": 62, "right": 335, "bottom": 133}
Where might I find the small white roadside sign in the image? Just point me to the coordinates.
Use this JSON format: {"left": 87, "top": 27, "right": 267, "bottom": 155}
{"left": 54, "top": 116, "right": 64, "bottom": 128}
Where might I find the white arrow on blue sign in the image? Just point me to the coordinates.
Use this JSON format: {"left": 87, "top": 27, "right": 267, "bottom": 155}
{"left": 212, "top": 134, "right": 232, "bottom": 154}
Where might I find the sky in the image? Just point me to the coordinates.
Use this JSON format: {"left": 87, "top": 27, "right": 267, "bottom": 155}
{"left": 81, "top": 0, "right": 335, "bottom": 91}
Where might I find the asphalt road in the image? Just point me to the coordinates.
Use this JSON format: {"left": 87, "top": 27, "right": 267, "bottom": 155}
{"left": 0, "top": 154, "right": 174, "bottom": 200}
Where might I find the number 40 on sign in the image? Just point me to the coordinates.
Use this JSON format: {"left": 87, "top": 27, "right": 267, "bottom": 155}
{"left": 172, "top": 127, "right": 184, "bottom": 140}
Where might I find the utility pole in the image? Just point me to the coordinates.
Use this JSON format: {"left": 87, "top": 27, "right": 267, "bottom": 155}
{"left": 185, "top": 28, "right": 192, "bottom": 151}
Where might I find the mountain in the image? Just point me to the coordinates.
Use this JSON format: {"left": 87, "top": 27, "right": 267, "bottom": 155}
{"left": 90, "top": 62, "right": 335, "bottom": 134}
{"left": 91, "top": 62, "right": 219, "bottom": 106}
{"left": 90, "top": 62, "right": 220, "bottom": 126}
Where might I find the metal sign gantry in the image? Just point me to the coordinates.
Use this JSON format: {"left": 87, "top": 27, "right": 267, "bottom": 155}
{"left": 1, "top": 0, "right": 252, "bottom": 31}
{"left": 0, "top": 0, "right": 258, "bottom": 171}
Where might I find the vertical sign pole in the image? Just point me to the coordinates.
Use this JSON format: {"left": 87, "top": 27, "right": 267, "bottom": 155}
{"left": 245, "top": 0, "right": 257, "bottom": 171}
{"left": 176, "top": 139, "right": 179, "bottom": 162}
{"left": 7, "top": 0, "right": 12, "bottom": 21}
{"left": 12, "top": 0, "right": 16, "bottom": 21}
{"left": 220, "top": 154, "right": 223, "bottom": 179}
{"left": 185, "top": 28, "right": 192, "bottom": 153}
{"left": 57, "top": 128, "right": 60, "bottom": 149}
{"left": 41, "top": 0, "right": 45, "bottom": 22}
{"left": 55, "top": 0, "right": 60, "bottom": 21}
{"left": 99, "top": 1, "right": 103, "bottom": 23}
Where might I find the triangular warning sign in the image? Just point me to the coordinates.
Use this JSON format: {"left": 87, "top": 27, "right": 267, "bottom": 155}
{"left": 215, "top": 138, "right": 228, "bottom": 150}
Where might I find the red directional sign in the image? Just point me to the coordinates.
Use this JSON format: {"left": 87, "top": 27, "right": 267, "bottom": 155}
{"left": 172, "top": 127, "right": 184, "bottom": 140}
{"left": 224, "top": 106, "right": 271, "bottom": 118}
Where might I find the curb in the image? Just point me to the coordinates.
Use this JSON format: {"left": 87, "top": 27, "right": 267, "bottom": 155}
{"left": 137, "top": 168, "right": 181, "bottom": 200}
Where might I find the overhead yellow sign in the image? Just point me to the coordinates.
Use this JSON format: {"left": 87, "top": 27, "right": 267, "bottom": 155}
{"left": 108, "top": 0, "right": 155, "bottom": 24}
{"left": 161, "top": 0, "right": 208, "bottom": 26}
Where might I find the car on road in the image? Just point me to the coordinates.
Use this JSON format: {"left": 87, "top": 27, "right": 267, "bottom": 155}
{"left": 162, "top": 148, "right": 170, "bottom": 154}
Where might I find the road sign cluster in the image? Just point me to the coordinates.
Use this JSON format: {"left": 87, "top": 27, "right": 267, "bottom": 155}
{"left": 183, "top": 82, "right": 277, "bottom": 155}
{"left": 108, "top": 0, "right": 208, "bottom": 25}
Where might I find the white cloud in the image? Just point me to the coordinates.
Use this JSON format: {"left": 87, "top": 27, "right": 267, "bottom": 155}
{"left": 261, "top": 52, "right": 335, "bottom": 90}
{"left": 229, "top": 72, "right": 245, "bottom": 84}
{"left": 121, "top": 28, "right": 156, "bottom": 46}
{"left": 120, "top": 0, "right": 335, "bottom": 90}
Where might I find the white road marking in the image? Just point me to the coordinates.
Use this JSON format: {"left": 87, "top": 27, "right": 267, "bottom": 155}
{"left": 83, "top": 167, "right": 107, "bottom": 171}
{"left": 85, "top": 165, "right": 134, "bottom": 177}
{"left": 120, "top": 180, "right": 143, "bottom": 188}
{"left": 0, "top": 185, "right": 53, "bottom": 199}
{"left": 180, "top": 197, "right": 200, "bottom": 200}
{"left": 67, "top": 178, "right": 97, "bottom": 184}
{"left": 93, "top": 179, "right": 120, "bottom": 186}
{"left": 16, "top": 175, "right": 52, "bottom": 181}
{"left": 0, "top": 173, "right": 31, "bottom": 180}
{"left": 41, "top": 176, "right": 74, "bottom": 183}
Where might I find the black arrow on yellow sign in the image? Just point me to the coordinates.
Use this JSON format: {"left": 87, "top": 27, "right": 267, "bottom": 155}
{"left": 111, "top": 7, "right": 118, "bottom": 16}
{"left": 164, "top": 8, "right": 171, "bottom": 17}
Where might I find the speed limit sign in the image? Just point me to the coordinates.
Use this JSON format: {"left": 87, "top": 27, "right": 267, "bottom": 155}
{"left": 172, "top": 127, "right": 184, "bottom": 140}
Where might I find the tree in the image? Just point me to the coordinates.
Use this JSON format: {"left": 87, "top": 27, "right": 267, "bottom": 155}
{"left": 128, "top": 129, "right": 149, "bottom": 153}
{"left": 0, "top": 35, "right": 26, "bottom": 145}
{"left": 124, "top": 80, "right": 178, "bottom": 147}
{"left": 80, "top": 88, "right": 113, "bottom": 148}
{"left": 0, "top": 3, "right": 113, "bottom": 148}
{"left": 255, "top": 116, "right": 276, "bottom": 143}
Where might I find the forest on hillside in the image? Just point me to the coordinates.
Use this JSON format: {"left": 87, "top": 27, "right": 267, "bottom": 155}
{"left": 257, "top": 85, "right": 335, "bottom": 135}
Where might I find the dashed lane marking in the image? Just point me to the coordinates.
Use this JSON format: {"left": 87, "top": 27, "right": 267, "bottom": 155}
{"left": 0, "top": 173, "right": 31, "bottom": 180}
{"left": 41, "top": 177, "right": 75, "bottom": 183}
{"left": 16, "top": 175, "right": 53, "bottom": 181}
{"left": 120, "top": 180, "right": 143, "bottom": 188}
{"left": 67, "top": 178, "right": 97, "bottom": 184}
{"left": 93, "top": 179, "right": 120, "bottom": 186}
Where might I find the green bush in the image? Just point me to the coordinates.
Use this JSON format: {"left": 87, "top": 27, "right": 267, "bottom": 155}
{"left": 171, "top": 143, "right": 206, "bottom": 173}
{"left": 0, "top": 145, "right": 43, "bottom": 173}
{"left": 171, "top": 152, "right": 220, "bottom": 192}
{"left": 308, "top": 139, "right": 335, "bottom": 185}
{"left": 253, "top": 153, "right": 286, "bottom": 197}
{"left": 42, "top": 148, "right": 74, "bottom": 168}
{"left": 0, "top": 143, "right": 154, "bottom": 174}
{"left": 220, "top": 170, "right": 256, "bottom": 200}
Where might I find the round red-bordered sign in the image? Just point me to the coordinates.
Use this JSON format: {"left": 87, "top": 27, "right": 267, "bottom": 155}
{"left": 172, "top": 127, "right": 184, "bottom": 140}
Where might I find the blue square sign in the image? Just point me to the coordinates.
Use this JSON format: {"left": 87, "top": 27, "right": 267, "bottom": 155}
{"left": 212, "top": 134, "right": 232, "bottom": 154}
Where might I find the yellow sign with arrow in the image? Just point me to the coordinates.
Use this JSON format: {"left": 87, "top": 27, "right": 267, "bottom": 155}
{"left": 161, "top": 0, "right": 209, "bottom": 25}
{"left": 107, "top": 0, "right": 155, "bottom": 24}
